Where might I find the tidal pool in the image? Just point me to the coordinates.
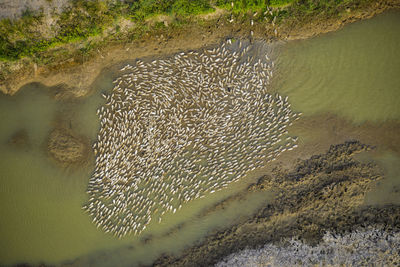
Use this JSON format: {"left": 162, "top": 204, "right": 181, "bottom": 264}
{"left": 0, "top": 10, "right": 399, "bottom": 267}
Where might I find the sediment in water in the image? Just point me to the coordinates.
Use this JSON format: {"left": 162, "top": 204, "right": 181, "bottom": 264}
{"left": 47, "top": 127, "right": 89, "bottom": 166}
{"left": 152, "top": 141, "right": 400, "bottom": 267}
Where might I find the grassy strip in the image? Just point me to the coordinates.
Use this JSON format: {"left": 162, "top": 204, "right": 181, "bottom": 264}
{"left": 215, "top": 0, "right": 377, "bottom": 22}
{"left": 216, "top": 0, "right": 292, "bottom": 12}
{"left": 0, "top": 0, "right": 379, "bottom": 63}
{"left": 0, "top": 0, "right": 214, "bottom": 62}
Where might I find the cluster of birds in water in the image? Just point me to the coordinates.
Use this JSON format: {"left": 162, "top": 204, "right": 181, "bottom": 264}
{"left": 84, "top": 39, "right": 300, "bottom": 238}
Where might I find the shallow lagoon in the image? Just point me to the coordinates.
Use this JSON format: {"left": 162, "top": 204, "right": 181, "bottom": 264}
{"left": 0, "top": 80, "right": 273, "bottom": 266}
{"left": 0, "top": 10, "right": 399, "bottom": 267}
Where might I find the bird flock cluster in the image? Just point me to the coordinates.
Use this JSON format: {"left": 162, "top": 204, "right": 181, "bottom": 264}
{"left": 84, "top": 39, "right": 300, "bottom": 238}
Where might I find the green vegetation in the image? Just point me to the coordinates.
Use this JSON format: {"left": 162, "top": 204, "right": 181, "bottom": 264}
{"left": 0, "top": 0, "right": 380, "bottom": 63}
{"left": 215, "top": 0, "right": 292, "bottom": 12}
{"left": 214, "top": 0, "right": 374, "bottom": 16}
{"left": 0, "top": 0, "right": 216, "bottom": 61}
{"left": 0, "top": 0, "right": 114, "bottom": 61}
{"left": 172, "top": 0, "right": 215, "bottom": 16}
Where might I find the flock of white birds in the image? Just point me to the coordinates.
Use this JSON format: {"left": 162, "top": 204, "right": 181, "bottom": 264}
{"left": 84, "top": 39, "right": 300, "bottom": 238}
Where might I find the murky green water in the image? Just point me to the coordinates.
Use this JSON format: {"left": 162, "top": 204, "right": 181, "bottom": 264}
{"left": 1, "top": 10, "right": 400, "bottom": 267}
{"left": 275, "top": 11, "right": 400, "bottom": 204}
{"left": 276, "top": 11, "right": 400, "bottom": 123}
{"left": 275, "top": 10, "right": 400, "bottom": 206}
{"left": 0, "top": 83, "right": 128, "bottom": 264}
{"left": 0, "top": 76, "right": 272, "bottom": 266}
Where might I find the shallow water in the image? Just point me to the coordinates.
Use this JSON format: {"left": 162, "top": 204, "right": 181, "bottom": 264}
{"left": 358, "top": 151, "right": 400, "bottom": 205}
{"left": 0, "top": 84, "right": 129, "bottom": 264}
{"left": 276, "top": 11, "right": 400, "bottom": 123}
{"left": 275, "top": 10, "right": 400, "bottom": 206}
{"left": 0, "top": 10, "right": 400, "bottom": 267}
{"left": 0, "top": 71, "right": 273, "bottom": 266}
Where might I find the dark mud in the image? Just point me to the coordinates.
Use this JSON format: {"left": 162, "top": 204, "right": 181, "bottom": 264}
{"left": 152, "top": 141, "right": 400, "bottom": 267}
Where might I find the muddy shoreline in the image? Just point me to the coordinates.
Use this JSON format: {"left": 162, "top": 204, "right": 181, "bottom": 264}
{"left": 1, "top": 1, "right": 399, "bottom": 97}
{"left": 151, "top": 141, "right": 400, "bottom": 267}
